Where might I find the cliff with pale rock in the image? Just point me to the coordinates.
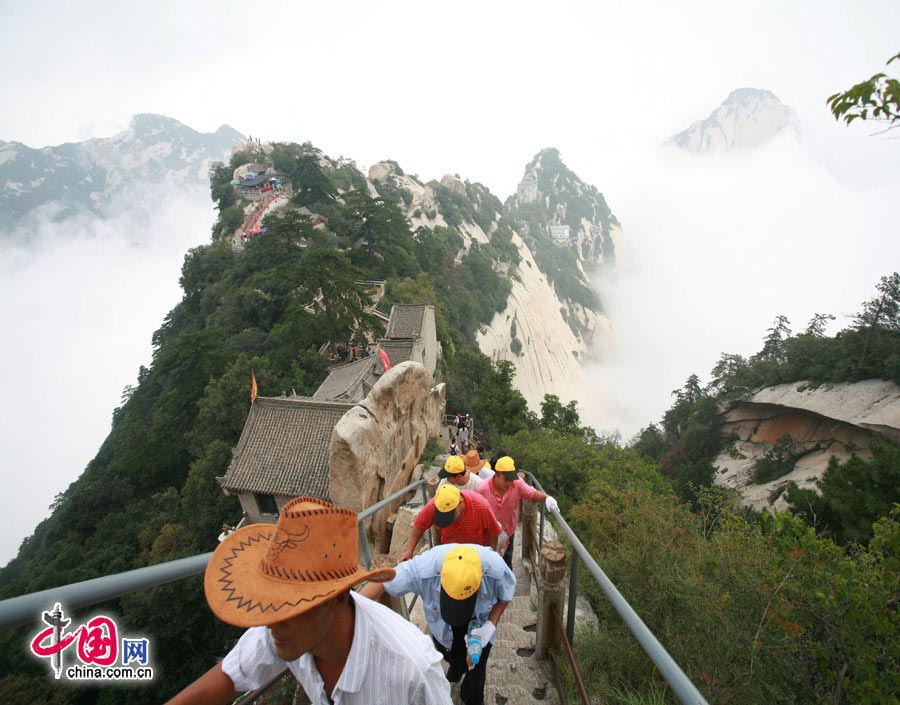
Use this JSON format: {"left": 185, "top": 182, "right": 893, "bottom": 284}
{"left": 713, "top": 380, "right": 900, "bottom": 511}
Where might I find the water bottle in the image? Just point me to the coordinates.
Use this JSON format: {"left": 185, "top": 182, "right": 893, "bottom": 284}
{"left": 467, "top": 619, "right": 483, "bottom": 665}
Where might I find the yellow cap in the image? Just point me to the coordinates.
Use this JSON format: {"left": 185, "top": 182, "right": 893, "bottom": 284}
{"left": 433, "top": 484, "right": 461, "bottom": 528}
{"left": 495, "top": 456, "right": 516, "bottom": 473}
{"left": 440, "top": 546, "right": 483, "bottom": 601}
{"left": 444, "top": 455, "right": 465, "bottom": 474}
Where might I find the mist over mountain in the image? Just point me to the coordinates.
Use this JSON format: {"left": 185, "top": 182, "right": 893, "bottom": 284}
{"left": 1, "top": 100, "right": 899, "bottom": 703}
{"left": 0, "top": 126, "right": 622, "bottom": 569}
{"left": 0, "top": 114, "right": 242, "bottom": 233}
{"left": 666, "top": 88, "right": 800, "bottom": 153}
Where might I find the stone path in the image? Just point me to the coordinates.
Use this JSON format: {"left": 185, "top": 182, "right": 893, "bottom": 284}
{"left": 477, "top": 547, "right": 562, "bottom": 705}
{"left": 390, "top": 469, "right": 572, "bottom": 705}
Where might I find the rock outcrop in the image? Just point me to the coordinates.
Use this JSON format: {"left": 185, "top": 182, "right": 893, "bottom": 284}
{"left": 477, "top": 229, "right": 611, "bottom": 410}
{"left": 506, "top": 147, "right": 619, "bottom": 269}
{"left": 366, "top": 151, "right": 620, "bottom": 411}
{"left": 328, "top": 361, "right": 446, "bottom": 551}
{"left": 713, "top": 380, "right": 900, "bottom": 511}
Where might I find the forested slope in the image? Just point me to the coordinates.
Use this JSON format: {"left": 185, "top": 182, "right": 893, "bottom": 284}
{"left": 0, "top": 142, "right": 536, "bottom": 703}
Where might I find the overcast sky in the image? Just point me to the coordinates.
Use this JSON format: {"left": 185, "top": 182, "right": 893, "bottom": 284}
{"left": 1, "top": 1, "right": 898, "bottom": 564}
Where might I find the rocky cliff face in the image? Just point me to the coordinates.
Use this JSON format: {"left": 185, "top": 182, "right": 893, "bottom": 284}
{"left": 713, "top": 380, "right": 900, "bottom": 511}
{"left": 475, "top": 229, "right": 611, "bottom": 410}
{"left": 0, "top": 114, "right": 243, "bottom": 230}
{"left": 506, "top": 147, "right": 620, "bottom": 269}
{"left": 367, "top": 151, "right": 617, "bottom": 410}
{"left": 666, "top": 88, "right": 800, "bottom": 154}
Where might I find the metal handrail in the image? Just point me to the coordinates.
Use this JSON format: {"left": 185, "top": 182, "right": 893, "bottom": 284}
{"left": 0, "top": 478, "right": 430, "bottom": 631}
{"left": 0, "top": 553, "right": 213, "bottom": 630}
{"left": 2, "top": 468, "right": 708, "bottom": 705}
{"left": 521, "top": 471, "right": 709, "bottom": 705}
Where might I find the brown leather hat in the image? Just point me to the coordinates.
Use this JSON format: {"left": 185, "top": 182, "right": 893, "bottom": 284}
{"left": 462, "top": 449, "right": 485, "bottom": 472}
{"left": 204, "top": 497, "right": 395, "bottom": 627}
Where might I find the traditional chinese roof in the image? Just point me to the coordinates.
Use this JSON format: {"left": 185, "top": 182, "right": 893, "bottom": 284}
{"left": 237, "top": 172, "right": 281, "bottom": 188}
{"left": 312, "top": 356, "right": 375, "bottom": 402}
{"left": 218, "top": 396, "right": 353, "bottom": 499}
{"left": 376, "top": 338, "right": 416, "bottom": 374}
{"left": 385, "top": 304, "right": 429, "bottom": 338}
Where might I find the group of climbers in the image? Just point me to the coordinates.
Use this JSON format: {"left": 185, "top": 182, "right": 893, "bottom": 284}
{"left": 450, "top": 412, "right": 474, "bottom": 452}
{"left": 382, "top": 451, "right": 558, "bottom": 701}
{"left": 166, "top": 450, "right": 558, "bottom": 705}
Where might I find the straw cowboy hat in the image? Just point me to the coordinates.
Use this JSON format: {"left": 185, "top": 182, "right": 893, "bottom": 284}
{"left": 205, "top": 497, "right": 396, "bottom": 627}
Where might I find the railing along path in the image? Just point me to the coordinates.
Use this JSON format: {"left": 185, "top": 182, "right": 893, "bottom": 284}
{"left": 0, "top": 474, "right": 708, "bottom": 704}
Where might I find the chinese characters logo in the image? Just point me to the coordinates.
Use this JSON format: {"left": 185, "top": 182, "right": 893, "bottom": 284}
{"left": 29, "top": 604, "right": 153, "bottom": 682}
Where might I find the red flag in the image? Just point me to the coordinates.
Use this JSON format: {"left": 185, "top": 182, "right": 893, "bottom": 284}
{"left": 378, "top": 348, "right": 392, "bottom": 372}
{"left": 250, "top": 371, "right": 258, "bottom": 405}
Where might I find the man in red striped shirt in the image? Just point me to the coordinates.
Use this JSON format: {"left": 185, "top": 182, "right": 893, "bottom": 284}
{"left": 399, "top": 484, "right": 501, "bottom": 562}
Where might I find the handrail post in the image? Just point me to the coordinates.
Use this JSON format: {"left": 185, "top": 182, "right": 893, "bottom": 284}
{"left": 420, "top": 483, "right": 434, "bottom": 549}
{"left": 539, "top": 503, "right": 546, "bottom": 550}
{"left": 535, "top": 540, "right": 567, "bottom": 659}
{"left": 521, "top": 498, "right": 536, "bottom": 562}
{"left": 566, "top": 547, "right": 579, "bottom": 645}
{"left": 358, "top": 521, "right": 372, "bottom": 569}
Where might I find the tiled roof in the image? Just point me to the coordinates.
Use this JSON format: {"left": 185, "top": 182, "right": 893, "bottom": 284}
{"left": 219, "top": 396, "right": 353, "bottom": 499}
{"left": 386, "top": 304, "right": 429, "bottom": 338}
{"left": 376, "top": 338, "right": 416, "bottom": 374}
{"left": 312, "top": 356, "right": 375, "bottom": 401}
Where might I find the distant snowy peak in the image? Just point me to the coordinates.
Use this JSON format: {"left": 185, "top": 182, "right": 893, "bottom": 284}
{"left": 666, "top": 88, "right": 800, "bottom": 154}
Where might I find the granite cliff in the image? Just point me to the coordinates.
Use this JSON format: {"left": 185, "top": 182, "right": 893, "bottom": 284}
{"left": 713, "top": 379, "right": 900, "bottom": 511}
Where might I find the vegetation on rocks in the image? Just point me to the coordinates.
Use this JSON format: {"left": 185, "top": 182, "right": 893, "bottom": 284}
{"left": 502, "top": 392, "right": 899, "bottom": 704}
{"left": 0, "top": 143, "right": 530, "bottom": 704}
{"left": 1, "top": 133, "right": 897, "bottom": 705}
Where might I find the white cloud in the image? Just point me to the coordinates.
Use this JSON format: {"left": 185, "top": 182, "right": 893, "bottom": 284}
{"left": 0, "top": 0, "right": 899, "bottom": 564}
{"left": 579, "top": 129, "right": 900, "bottom": 440}
{"left": 0, "top": 188, "right": 213, "bottom": 564}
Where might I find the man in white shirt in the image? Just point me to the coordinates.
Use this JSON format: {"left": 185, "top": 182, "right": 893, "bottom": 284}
{"left": 165, "top": 497, "right": 451, "bottom": 705}
{"left": 437, "top": 454, "right": 482, "bottom": 492}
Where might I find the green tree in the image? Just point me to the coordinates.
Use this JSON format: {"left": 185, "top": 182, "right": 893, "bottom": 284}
{"left": 443, "top": 347, "right": 534, "bottom": 441}
{"left": 289, "top": 154, "right": 338, "bottom": 207}
{"left": 271, "top": 143, "right": 337, "bottom": 207}
{"left": 760, "top": 314, "right": 792, "bottom": 364}
{"left": 298, "top": 248, "right": 382, "bottom": 347}
{"left": 786, "top": 444, "right": 900, "bottom": 544}
{"left": 342, "top": 190, "right": 416, "bottom": 277}
{"left": 828, "top": 52, "right": 900, "bottom": 132}
{"left": 539, "top": 394, "right": 583, "bottom": 436}
{"left": 853, "top": 272, "right": 900, "bottom": 364}
{"left": 805, "top": 312, "right": 836, "bottom": 337}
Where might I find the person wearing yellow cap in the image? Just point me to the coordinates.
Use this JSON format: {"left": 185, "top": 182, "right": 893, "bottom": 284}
{"left": 438, "top": 454, "right": 482, "bottom": 492}
{"left": 399, "top": 483, "right": 502, "bottom": 562}
{"left": 475, "top": 456, "right": 559, "bottom": 569}
{"left": 362, "top": 544, "right": 515, "bottom": 705}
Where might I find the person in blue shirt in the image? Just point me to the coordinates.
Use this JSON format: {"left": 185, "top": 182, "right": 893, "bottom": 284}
{"left": 362, "top": 543, "right": 516, "bottom": 705}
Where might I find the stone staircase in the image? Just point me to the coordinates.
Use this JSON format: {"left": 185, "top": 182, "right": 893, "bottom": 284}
{"left": 478, "top": 551, "right": 561, "bottom": 705}
{"left": 390, "top": 465, "right": 584, "bottom": 705}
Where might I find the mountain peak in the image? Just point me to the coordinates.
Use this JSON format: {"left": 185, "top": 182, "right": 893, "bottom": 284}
{"left": 725, "top": 87, "right": 779, "bottom": 103}
{"left": 1, "top": 114, "right": 244, "bottom": 230}
{"left": 127, "top": 113, "right": 190, "bottom": 137}
{"left": 667, "top": 88, "right": 799, "bottom": 154}
{"left": 508, "top": 148, "right": 619, "bottom": 270}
